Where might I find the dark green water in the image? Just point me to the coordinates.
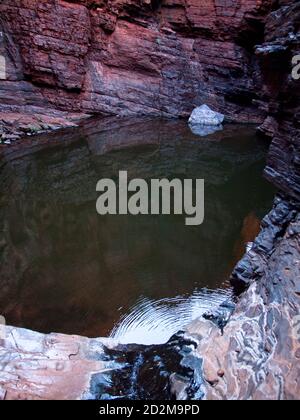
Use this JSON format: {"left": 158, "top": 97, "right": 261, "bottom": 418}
{"left": 0, "top": 118, "right": 275, "bottom": 344}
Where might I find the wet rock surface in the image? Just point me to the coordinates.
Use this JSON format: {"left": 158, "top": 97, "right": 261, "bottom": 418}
{"left": 0, "top": 325, "right": 205, "bottom": 400}
{"left": 0, "top": 110, "right": 90, "bottom": 144}
{"left": 231, "top": 197, "right": 298, "bottom": 290}
{"left": 98, "top": 332, "right": 204, "bottom": 400}
{"left": 0, "top": 153, "right": 299, "bottom": 400}
{"left": 254, "top": 1, "right": 300, "bottom": 201}
{"left": 0, "top": 326, "right": 118, "bottom": 400}
{"left": 187, "top": 197, "right": 300, "bottom": 400}
{"left": 118, "top": 199, "right": 300, "bottom": 400}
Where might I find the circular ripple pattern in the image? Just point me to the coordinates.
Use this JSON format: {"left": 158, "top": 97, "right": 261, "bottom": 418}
{"left": 110, "top": 288, "right": 233, "bottom": 345}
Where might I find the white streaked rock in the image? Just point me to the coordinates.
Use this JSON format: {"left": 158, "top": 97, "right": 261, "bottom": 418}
{"left": 189, "top": 105, "right": 224, "bottom": 126}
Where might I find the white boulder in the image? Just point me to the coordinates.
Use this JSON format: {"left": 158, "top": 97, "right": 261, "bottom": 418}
{"left": 189, "top": 105, "right": 225, "bottom": 126}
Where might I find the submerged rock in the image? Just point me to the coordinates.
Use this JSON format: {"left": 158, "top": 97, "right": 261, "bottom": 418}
{"left": 189, "top": 105, "right": 225, "bottom": 127}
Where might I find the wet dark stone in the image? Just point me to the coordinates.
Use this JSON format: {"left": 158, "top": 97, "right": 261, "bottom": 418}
{"left": 203, "top": 300, "right": 236, "bottom": 335}
{"left": 90, "top": 332, "right": 204, "bottom": 401}
{"left": 231, "top": 196, "right": 299, "bottom": 291}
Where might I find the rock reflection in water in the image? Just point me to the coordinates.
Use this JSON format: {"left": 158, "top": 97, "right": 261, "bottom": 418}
{"left": 0, "top": 118, "right": 275, "bottom": 341}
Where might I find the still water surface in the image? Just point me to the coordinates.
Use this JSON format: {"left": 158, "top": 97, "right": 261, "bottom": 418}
{"left": 0, "top": 118, "right": 274, "bottom": 344}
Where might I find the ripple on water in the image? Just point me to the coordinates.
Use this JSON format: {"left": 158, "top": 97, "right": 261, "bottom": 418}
{"left": 110, "top": 288, "right": 233, "bottom": 345}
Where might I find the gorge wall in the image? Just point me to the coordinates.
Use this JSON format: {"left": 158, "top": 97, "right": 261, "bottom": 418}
{"left": 0, "top": 0, "right": 279, "bottom": 125}
{"left": 0, "top": 0, "right": 299, "bottom": 401}
{"left": 1, "top": 1, "right": 299, "bottom": 195}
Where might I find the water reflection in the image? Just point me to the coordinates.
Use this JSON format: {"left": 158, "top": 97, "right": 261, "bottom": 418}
{"left": 0, "top": 118, "right": 274, "bottom": 343}
{"left": 189, "top": 124, "right": 224, "bottom": 137}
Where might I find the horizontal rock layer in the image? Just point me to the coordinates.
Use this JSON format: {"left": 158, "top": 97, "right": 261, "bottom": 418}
{"left": 0, "top": 0, "right": 274, "bottom": 122}
{"left": 257, "top": 0, "right": 300, "bottom": 202}
{"left": 1, "top": 1, "right": 299, "bottom": 198}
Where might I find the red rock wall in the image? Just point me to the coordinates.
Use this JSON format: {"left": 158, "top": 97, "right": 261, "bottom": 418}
{"left": 0, "top": 0, "right": 274, "bottom": 121}
{"left": 258, "top": 1, "right": 300, "bottom": 202}
{"left": 1, "top": 0, "right": 299, "bottom": 200}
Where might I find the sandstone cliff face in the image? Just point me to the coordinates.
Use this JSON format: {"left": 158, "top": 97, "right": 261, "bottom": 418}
{"left": 0, "top": 0, "right": 275, "bottom": 122}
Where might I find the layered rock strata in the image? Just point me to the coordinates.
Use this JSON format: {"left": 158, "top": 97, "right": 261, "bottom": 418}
{"left": 0, "top": 0, "right": 276, "bottom": 131}
{"left": 0, "top": 0, "right": 299, "bottom": 401}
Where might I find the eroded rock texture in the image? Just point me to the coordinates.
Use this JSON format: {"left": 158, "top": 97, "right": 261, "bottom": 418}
{"left": 0, "top": 0, "right": 277, "bottom": 124}
{"left": 256, "top": 1, "right": 300, "bottom": 202}
{"left": 195, "top": 0, "right": 300, "bottom": 394}
{"left": 187, "top": 197, "right": 300, "bottom": 400}
{"left": 0, "top": 326, "right": 118, "bottom": 400}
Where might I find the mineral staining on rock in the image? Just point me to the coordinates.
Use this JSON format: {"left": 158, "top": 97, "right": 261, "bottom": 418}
{"left": 187, "top": 198, "right": 300, "bottom": 400}
{"left": 0, "top": 32, "right": 5, "bottom": 80}
{"left": 231, "top": 199, "right": 297, "bottom": 290}
{"left": 0, "top": 0, "right": 297, "bottom": 139}
{"left": 0, "top": 0, "right": 277, "bottom": 126}
{"left": 0, "top": 326, "right": 119, "bottom": 400}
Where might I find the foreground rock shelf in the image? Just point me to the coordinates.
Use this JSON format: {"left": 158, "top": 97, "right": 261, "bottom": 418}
{"left": 0, "top": 326, "right": 119, "bottom": 400}
{"left": 188, "top": 197, "right": 300, "bottom": 400}
{"left": 0, "top": 0, "right": 299, "bottom": 401}
{"left": 0, "top": 198, "right": 299, "bottom": 400}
